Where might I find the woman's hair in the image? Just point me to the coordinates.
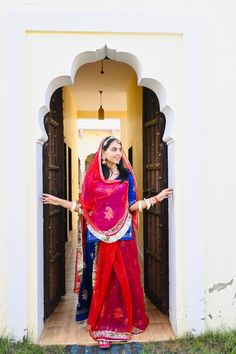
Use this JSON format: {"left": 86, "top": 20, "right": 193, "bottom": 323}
{"left": 102, "top": 136, "right": 129, "bottom": 180}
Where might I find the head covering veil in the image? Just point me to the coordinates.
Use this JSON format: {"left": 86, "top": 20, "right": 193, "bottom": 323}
{"left": 79, "top": 138, "right": 139, "bottom": 233}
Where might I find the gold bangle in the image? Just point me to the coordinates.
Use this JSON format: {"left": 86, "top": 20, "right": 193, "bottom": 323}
{"left": 70, "top": 201, "right": 77, "bottom": 212}
{"left": 138, "top": 200, "right": 143, "bottom": 212}
{"left": 149, "top": 197, "right": 154, "bottom": 206}
{"left": 144, "top": 198, "right": 151, "bottom": 210}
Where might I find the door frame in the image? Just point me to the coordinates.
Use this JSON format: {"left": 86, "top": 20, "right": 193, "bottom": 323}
{"left": 5, "top": 10, "right": 205, "bottom": 340}
{"left": 37, "top": 42, "right": 204, "bottom": 337}
{"left": 37, "top": 43, "right": 204, "bottom": 336}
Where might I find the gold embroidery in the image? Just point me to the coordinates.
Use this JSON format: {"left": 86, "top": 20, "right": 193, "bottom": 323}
{"left": 92, "top": 243, "right": 99, "bottom": 287}
{"left": 106, "top": 188, "right": 113, "bottom": 196}
{"left": 87, "top": 214, "right": 132, "bottom": 243}
{"left": 132, "top": 326, "right": 145, "bottom": 334}
{"left": 104, "top": 206, "right": 114, "bottom": 220}
{"left": 114, "top": 307, "right": 123, "bottom": 319}
{"left": 88, "top": 327, "right": 146, "bottom": 339}
{"left": 81, "top": 289, "right": 88, "bottom": 301}
{"left": 89, "top": 329, "right": 131, "bottom": 340}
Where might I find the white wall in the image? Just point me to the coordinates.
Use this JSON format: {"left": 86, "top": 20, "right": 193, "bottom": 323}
{"left": 1, "top": 0, "right": 236, "bottom": 341}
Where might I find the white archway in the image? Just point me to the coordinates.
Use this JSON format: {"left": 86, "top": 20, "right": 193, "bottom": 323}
{"left": 38, "top": 44, "right": 177, "bottom": 335}
{"left": 3, "top": 10, "right": 205, "bottom": 340}
{"left": 38, "top": 45, "right": 174, "bottom": 145}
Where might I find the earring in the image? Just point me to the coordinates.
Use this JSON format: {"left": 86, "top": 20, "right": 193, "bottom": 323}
{"left": 102, "top": 157, "right": 106, "bottom": 165}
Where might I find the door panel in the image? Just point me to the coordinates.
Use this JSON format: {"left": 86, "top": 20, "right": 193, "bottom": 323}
{"left": 68, "top": 146, "right": 72, "bottom": 231}
{"left": 143, "top": 87, "right": 169, "bottom": 315}
{"left": 43, "top": 87, "right": 66, "bottom": 319}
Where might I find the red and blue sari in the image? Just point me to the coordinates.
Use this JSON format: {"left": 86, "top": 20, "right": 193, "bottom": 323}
{"left": 74, "top": 140, "right": 149, "bottom": 342}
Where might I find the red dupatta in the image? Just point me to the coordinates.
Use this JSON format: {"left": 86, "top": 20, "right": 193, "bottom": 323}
{"left": 79, "top": 139, "right": 138, "bottom": 233}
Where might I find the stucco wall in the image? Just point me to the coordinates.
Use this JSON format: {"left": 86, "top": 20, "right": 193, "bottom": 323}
{"left": 0, "top": 10, "right": 199, "bottom": 340}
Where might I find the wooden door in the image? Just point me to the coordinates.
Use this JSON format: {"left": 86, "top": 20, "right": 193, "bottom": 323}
{"left": 68, "top": 146, "right": 72, "bottom": 231}
{"left": 64, "top": 143, "right": 68, "bottom": 242}
{"left": 43, "top": 87, "right": 67, "bottom": 319}
{"left": 143, "top": 87, "right": 169, "bottom": 315}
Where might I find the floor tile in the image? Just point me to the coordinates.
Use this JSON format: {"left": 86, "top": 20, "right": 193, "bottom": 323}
{"left": 46, "top": 310, "right": 76, "bottom": 326}
{"left": 130, "top": 325, "right": 152, "bottom": 342}
{"left": 149, "top": 323, "right": 175, "bottom": 341}
{"left": 66, "top": 274, "right": 75, "bottom": 281}
{"left": 40, "top": 324, "right": 79, "bottom": 345}
{"left": 146, "top": 309, "right": 169, "bottom": 324}
{"left": 53, "top": 298, "right": 77, "bottom": 313}
{"left": 144, "top": 298, "right": 157, "bottom": 310}
{"left": 62, "top": 292, "right": 78, "bottom": 300}
{"left": 78, "top": 326, "right": 97, "bottom": 345}
{"left": 66, "top": 283, "right": 75, "bottom": 291}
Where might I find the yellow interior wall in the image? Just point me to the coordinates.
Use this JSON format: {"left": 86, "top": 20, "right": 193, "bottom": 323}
{"left": 63, "top": 77, "right": 143, "bottom": 245}
{"left": 121, "top": 72, "right": 143, "bottom": 248}
{"left": 63, "top": 86, "right": 79, "bottom": 234}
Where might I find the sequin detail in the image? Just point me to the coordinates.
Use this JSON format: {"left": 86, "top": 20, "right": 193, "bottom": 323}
{"left": 104, "top": 206, "right": 114, "bottom": 220}
{"left": 89, "top": 329, "right": 131, "bottom": 340}
{"left": 87, "top": 213, "right": 132, "bottom": 243}
{"left": 88, "top": 326, "right": 145, "bottom": 340}
{"left": 114, "top": 307, "right": 123, "bottom": 319}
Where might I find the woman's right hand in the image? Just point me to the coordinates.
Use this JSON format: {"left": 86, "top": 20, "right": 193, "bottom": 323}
{"left": 42, "top": 193, "right": 61, "bottom": 206}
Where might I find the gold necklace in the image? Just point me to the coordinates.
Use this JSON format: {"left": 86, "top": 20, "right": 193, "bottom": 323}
{"left": 109, "top": 166, "right": 118, "bottom": 177}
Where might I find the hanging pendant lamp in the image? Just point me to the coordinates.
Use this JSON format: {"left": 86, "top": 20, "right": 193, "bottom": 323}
{"left": 98, "top": 90, "right": 104, "bottom": 120}
{"left": 100, "top": 60, "right": 104, "bottom": 74}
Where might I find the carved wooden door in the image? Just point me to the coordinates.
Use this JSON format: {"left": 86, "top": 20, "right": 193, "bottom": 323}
{"left": 143, "top": 87, "right": 169, "bottom": 315}
{"left": 43, "top": 88, "right": 67, "bottom": 319}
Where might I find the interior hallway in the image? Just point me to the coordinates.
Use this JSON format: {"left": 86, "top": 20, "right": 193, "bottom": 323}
{"left": 40, "top": 229, "right": 175, "bottom": 346}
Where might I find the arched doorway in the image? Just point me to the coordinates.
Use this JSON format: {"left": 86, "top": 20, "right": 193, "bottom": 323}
{"left": 7, "top": 10, "right": 205, "bottom": 340}
{"left": 42, "top": 59, "right": 170, "bottom": 324}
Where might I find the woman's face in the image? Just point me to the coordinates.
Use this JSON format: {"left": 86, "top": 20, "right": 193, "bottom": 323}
{"left": 103, "top": 140, "right": 122, "bottom": 165}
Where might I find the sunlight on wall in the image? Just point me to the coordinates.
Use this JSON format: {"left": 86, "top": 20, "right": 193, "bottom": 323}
{"left": 122, "top": 71, "right": 143, "bottom": 246}
{"left": 63, "top": 86, "right": 79, "bottom": 232}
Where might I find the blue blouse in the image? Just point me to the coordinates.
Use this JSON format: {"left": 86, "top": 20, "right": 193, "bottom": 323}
{"left": 86, "top": 171, "right": 136, "bottom": 243}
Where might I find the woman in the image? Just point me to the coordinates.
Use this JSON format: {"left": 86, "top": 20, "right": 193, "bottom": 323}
{"left": 42, "top": 136, "right": 173, "bottom": 349}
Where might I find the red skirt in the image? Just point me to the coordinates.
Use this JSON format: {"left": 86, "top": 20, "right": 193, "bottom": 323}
{"left": 87, "top": 233, "right": 149, "bottom": 341}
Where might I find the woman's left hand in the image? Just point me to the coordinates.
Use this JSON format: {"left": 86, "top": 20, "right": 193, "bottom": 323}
{"left": 153, "top": 188, "right": 173, "bottom": 203}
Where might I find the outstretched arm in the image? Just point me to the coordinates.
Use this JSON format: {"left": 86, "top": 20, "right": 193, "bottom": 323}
{"left": 129, "top": 188, "right": 173, "bottom": 212}
{"left": 42, "top": 193, "right": 81, "bottom": 213}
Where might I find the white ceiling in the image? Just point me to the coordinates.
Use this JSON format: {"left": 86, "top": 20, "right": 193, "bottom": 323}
{"left": 71, "top": 59, "right": 135, "bottom": 111}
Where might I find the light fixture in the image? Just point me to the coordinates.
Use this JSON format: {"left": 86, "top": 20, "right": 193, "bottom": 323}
{"left": 100, "top": 60, "right": 104, "bottom": 74}
{"left": 98, "top": 90, "right": 104, "bottom": 120}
